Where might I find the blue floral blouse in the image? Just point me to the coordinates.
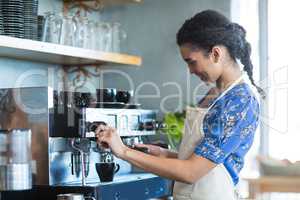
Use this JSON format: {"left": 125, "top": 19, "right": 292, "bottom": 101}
{"left": 194, "top": 83, "right": 260, "bottom": 185}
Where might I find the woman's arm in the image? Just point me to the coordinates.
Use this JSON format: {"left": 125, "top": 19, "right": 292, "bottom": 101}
{"left": 121, "top": 146, "right": 215, "bottom": 184}
{"left": 96, "top": 125, "right": 216, "bottom": 184}
{"left": 134, "top": 143, "right": 178, "bottom": 158}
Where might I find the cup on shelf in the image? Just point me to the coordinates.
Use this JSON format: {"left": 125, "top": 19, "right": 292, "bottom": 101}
{"left": 74, "top": 16, "right": 89, "bottom": 48}
{"left": 42, "top": 12, "right": 62, "bottom": 44}
{"left": 86, "top": 20, "right": 97, "bottom": 50}
{"left": 111, "top": 22, "right": 127, "bottom": 53}
{"left": 96, "top": 88, "right": 116, "bottom": 102}
{"left": 60, "top": 15, "right": 76, "bottom": 46}
{"left": 115, "top": 90, "right": 133, "bottom": 104}
{"left": 96, "top": 22, "right": 112, "bottom": 52}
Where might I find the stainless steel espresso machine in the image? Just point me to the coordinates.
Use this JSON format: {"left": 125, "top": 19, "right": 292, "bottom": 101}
{"left": 0, "top": 87, "right": 172, "bottom": 200}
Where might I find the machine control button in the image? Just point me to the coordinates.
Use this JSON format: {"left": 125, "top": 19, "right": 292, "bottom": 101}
{"left": 145, "top": 187, "right": 150, "bottom": 195}
{"left": 114, "top": 192, "right": 121, "bottom": 199}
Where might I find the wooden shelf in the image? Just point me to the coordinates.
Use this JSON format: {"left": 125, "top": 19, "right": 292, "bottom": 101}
{"left": 104, "top": 0, "right": 142, "bottom": 4}
{"left": 64, "top": 0, "right": 142, "bottom": 5}
{"left": 0, "top": 35, "right": 142, "bottom": 66}
{"left": 63, "top": 0, "right": 142, "bottom": 9}
{"left": 102, "top": 0, "right": 141, "bottom": 5}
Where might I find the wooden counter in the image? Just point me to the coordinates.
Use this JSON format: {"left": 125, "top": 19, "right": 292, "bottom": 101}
{"left": 245, "top": 176, "right": 300, "bottom": 199}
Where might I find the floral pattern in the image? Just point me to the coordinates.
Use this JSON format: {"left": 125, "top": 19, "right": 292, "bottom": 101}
{"left": 194, "top": 83, "right": 260, "bottom": 185}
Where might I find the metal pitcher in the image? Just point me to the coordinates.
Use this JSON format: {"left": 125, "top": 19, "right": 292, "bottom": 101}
{"left": 0, "top": 129, "right": 32, "bottom": 191}
{"left": 0, "top": 163, "right": 32, "bottom": 190}
{"left": 57, "top": 193, "right": 96, "bottom": 200}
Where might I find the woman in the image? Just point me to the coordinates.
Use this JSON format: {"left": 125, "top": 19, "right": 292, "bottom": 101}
{"left": 96, "top": 10, "right": 263, "bottom": 200}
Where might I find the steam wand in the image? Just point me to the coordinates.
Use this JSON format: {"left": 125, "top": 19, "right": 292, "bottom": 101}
{"left": 71, "top": 138, "right": 86, "bottom": 186}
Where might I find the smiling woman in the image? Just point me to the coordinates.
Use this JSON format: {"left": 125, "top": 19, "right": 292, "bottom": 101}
{"left": 96, "top": 9, "right": 261, "bottom": 200}
{"left": 176, "top": 11, "right": 265, "bottom": 98}
{"left": 180, "top": 45, "right": 230, "bottom": 84}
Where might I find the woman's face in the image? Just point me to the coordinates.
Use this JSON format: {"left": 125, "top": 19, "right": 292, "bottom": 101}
{"left": 179, "top": 44, "right": 223, "bottom": 83}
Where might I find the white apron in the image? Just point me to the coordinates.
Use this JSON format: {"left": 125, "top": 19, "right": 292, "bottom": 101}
{"left": 173, "top": 77, "right": 243, "bottom": 200}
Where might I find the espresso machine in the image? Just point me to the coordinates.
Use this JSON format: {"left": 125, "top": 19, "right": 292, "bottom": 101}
{"left": 0, "top": 87, "right": 172, "bottom": 200}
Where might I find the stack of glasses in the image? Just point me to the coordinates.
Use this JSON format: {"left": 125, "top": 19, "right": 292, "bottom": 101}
{"left": 0, "top": 0, "right": 38, "bottom": 40}
{"left": 1, "top": 0, "right": 25, "bottom": 38}
{"left": 0, "top": 3, "right": 3, "bottom": 34}
{"left": 24, "top": 0, "right": 38, "bottom": 40}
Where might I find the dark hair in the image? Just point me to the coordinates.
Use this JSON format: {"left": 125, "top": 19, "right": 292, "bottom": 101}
{"left": 177, "top": 10, "right": 266, "bottom": 99}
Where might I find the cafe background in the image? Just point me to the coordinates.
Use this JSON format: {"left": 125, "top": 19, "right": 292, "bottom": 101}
{"left": 0, "top": 0, "right": 299, "bottom": 199}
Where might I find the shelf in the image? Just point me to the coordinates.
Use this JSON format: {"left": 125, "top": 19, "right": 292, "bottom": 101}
{"left": 103, "top": 0, "right": 142, "bottom": 4}
{"left": 68, "top": 0, "right": 142, "bottom": 4}
{"left": 64, "top": 0, "right": 142, "bottom": 5}
{"left": 63, "top": 0, "right": 142, "bottom": 9}
{"left": 0, "top": 35, "right": 142, "bottom": 66}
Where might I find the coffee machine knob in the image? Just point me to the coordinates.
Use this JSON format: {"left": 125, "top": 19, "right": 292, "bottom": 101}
{"left": 138, "top": 122, "right": 145, "bottom": 131}
{"left": 144, "top": 121, "right": 156, "bottom": 131}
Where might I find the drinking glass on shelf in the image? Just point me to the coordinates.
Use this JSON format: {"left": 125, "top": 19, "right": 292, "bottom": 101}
{"left": 85, "top": 20, "right": 97, "bottom": 50}
{"left": 74, "top": 16, "right": 89, "bottom": 48}
{"left": 111, "top": 22, "right": 127, "bottom": 53}
{"left": 96, "top": 22, "right": 112, "bottom": 52}
{"left": 42, "top": 12, "right": 62, "bottom": 44}
{"left": 60, "top": 15, "right": 76, "bottom": 46}
{"left": 93, "top": 22, "right": 101, "bottom": 51}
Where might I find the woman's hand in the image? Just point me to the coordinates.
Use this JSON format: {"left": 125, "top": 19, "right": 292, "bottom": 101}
{"left": 95, "top": 125, "right": 128, "bottom": 158}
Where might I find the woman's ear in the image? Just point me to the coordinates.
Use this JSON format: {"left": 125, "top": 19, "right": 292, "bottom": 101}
{"left": 210, "top": 46, "right": 222, "bottom": 63}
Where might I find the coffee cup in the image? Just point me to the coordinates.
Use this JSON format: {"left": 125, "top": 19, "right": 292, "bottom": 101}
{"left": 95, "top": 162, "right": 120, "bottom": 182}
